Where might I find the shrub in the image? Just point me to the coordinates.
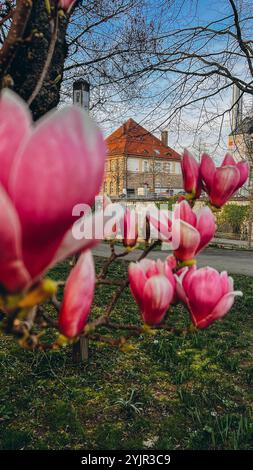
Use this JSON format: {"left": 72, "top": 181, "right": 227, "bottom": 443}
{"left": 216, "top": 204, "right": 249, "bottom": 235}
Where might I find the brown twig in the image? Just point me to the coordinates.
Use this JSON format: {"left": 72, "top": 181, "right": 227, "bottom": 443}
{"left": 0, "top": 8, "right": 14, "bottom": 27}
{"left": 97, "top": 248, "right": 116, "bottom": 279}
{"left": 104, "top": 240, "right": 161, "bottom": 318}
{"left": 87, "top": 334, "right": 124, "bottom": 346}
{"left": 137, "top": 240, "right": 161, "bottom": 261}
{"left": 50, "top": 295, "right": 61, "bottom": 311}
{"left": 97, "top": 242, "right": 130, "bottom": 280}
{"left": 89, "top": 239, "right": 162, "bottom": 333}
{"left": 37, "top": 306, "right": 58, "bottom": 328}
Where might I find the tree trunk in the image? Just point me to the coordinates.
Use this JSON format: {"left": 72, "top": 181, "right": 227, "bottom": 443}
{"left": 5, "top": 1, "right": 70, "bottom": 120}
{"left": 72, "top": 335, "right": 89, "bottom": 363}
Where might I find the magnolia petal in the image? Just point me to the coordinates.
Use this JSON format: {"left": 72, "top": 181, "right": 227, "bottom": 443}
{"left": 128, "top": 261, "right": 149, "bottom": 308}
{"left": 9, "top": 105, "right": 106, "bottom": 278}
{"left": 235, "top": 161, "right": 249, "bottom": 191}
{"left": 0, "top": 89, "right": 31, "bottom": 191}
{"left": 175, "top": 266, "right": 196, "bottom": 305}
{"left": 162, "top": 261, "right": 176, "bottom": 291}
{"left": 173, "top": 219, "right": 200, "bottom": 261}
{"left": 179, "top": 266, "right": 242, "bottom": 329}
{"left": 52, "top": 210, "right": 104, "bottom": 267}
{"left": 187, "top": 267, "right": 223, "bottom": 325}
{"left": 0, "top": 185, "right": 30, "bottom": 291}
{"left": 196, "top": 206, "right": 216, "bottom": 253}
{"left": 58, "top": 251, "right": 95, "bottom": 338}
{"left": 59, "top": 0, "right": 76, "bottom": 10}
{"left": 219, "top": 271, "right": 230, "bottom": 296}
{"left": 175, "top": 268, "right": 189, "bottom": 304}
{"left": 210, "top": 291, "right": 243, "bottom": 321}
{"left": 196, "top": 291, "right": 242, "bottom": 329}
{"left": 174, "top": 200, "right": 197, "bottom": 227}
{"left": 149, "top": 213, "right": 172, "bottom": 241}
{"left": 123, "top": 207, "right": 138, "bottom": 247}
{"left": 146, "top": 260, "right": 160, "bottom": 278}
{"left": 228, "top": 275, "right": 234, "bottom": 291}
{"left": 165, "top": 255, "right": 177, "bottom": 271}
{"left": 200, "top": 153, "right": 216, "bottom": 193}
{"left": 210, "top": 166, "right": 240, "bottom": 207}
{"left": 181, "top": 149, "right": 201, "bottom": 196}
{"left": 53, "top": 202, "right": 124, "bottom": 268}
{"left": 222, "top": 153, "right": 236, "bottom": 166}
{"left": 142, "top": 275, "right": 173, "bottom": 325}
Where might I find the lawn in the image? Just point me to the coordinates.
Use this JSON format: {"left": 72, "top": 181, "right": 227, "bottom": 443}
{"left": 0, "top": 257, "right": 253, "bottom": 450}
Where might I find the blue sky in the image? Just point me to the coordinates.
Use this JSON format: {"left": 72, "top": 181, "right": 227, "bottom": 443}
{"left": 130, "top": 2, "right": 251, "bottom": 159}
{"left": 67, "top": 1, "right": 252, "bottom": 162}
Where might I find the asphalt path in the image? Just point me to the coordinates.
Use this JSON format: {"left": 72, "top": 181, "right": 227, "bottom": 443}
{"left": 92, "top": 243, "right": 253, "bottom": 276}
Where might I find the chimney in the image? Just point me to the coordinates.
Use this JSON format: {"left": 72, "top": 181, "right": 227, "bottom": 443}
{"left": 231, "top": 84, "right": 243, "bottom": 132}
{"left": 73, "top": 79, "right": 90, "bottom": 112}
{"left": 161, "top": 130, "right": 168, "bottom": 146}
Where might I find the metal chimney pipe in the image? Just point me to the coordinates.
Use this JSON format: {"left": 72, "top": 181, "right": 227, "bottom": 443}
{"left": 161, "top": 130, "right": 168, "bottom": 146}
{"left": 73, "top": 79, "right": 90, "bottom": 112}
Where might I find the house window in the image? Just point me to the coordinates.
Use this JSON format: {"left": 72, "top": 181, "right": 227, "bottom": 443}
{"left": 104, "top": 182, "right": 107, "bottom": 193}
{"left": 127, "top": 188, "right": 135, "bottom": 197}
{"left": 143, "top": 160, "right": 149, "bottom": 172}
{"left": 155, "top": 182, "right": 161, "bottom": 194}
{"left": 155, "top": 162, "right": 161, "bottom": 172}
{"left": 110, "top": 181, "right": 113, "bottom": 194}
{"left": 164, "top": 162, "right": 171, "bottom": 173}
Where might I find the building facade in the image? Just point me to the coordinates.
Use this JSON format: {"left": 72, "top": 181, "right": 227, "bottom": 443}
{"left": 103, "top": 118, "right": 182, "bottom": 197}
{"left": 228, "top": 117, "right": 253, "bottom": 195}
{"left": 227, "top": 84, "right": 252, "bottom": 195}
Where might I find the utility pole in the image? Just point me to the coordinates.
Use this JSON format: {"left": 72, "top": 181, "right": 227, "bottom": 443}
{"left": 72, "top": 79, "right": 90, "bottom": 364}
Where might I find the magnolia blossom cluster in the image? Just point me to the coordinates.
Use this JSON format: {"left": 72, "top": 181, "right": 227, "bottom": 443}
{"left": 0, "top": 90, "right": 248, "bottom": 343}
{"left": 128, "top": 200, "right": 243, "bottom": 329}
{"left": 128, "top": 151, "right": 248, "bottom": 329}
{"left": 181, "top": 149, "right": 249, "bottom": 207}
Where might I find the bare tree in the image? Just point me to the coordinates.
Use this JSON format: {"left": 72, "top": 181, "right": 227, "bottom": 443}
{"left": 0, "top": 0, "right": 162, "bottom": 119}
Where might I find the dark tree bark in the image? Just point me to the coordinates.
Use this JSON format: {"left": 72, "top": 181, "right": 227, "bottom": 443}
{"left": 7, "top": 1, "right": 71, "bottom": 120}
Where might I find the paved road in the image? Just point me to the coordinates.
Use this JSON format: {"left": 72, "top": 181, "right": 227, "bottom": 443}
{"left": 92, "top": 243, "right": 253, "bottom": 276}
{"left": 213, "top": 237, "right": 248, "bottom": 248}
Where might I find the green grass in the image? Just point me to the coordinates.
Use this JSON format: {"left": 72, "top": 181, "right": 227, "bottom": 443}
{"left": 0, "top": 257, "right": 253, "bottom": 450}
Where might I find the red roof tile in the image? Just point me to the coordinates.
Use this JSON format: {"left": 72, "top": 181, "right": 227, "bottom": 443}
{"left": 106, "top": 118, "right": 181, "bottom": 160}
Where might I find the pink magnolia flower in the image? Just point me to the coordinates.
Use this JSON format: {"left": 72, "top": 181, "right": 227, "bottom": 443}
{"left": 128, "top": 259, "right": 175, "bottom": 325}
{"left": 0, "top": 90, "right": 105, "bottom": 292}
{"left": 166, "top": 255, "right": 177, "bottom": 271}
{"left": 200, "top": 153, "right": 249, "bottom": 207}
{"left": 148, "top": 210, "right": 172, "bottom": 242}
{"left": 175, "top": 266, "right": 242, "bottom": 328}
{"left": 172, "top": 200, "right": 216, "bottom": 261}
{"left": 59, "top": 0, "right": 76, "bottom": 11}
{"left": 122, "top": 207, "right": 138, "bottom": 247}
{"left": 59, "top": 251, "right": 95, "bottom": 338}
{"left": 181, "top": 150, "right": 202, "bottom": 198}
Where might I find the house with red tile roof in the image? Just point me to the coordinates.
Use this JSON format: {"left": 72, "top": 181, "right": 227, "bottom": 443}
{"left": 102, "top": 118, "right": 183, "bottom": 197}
